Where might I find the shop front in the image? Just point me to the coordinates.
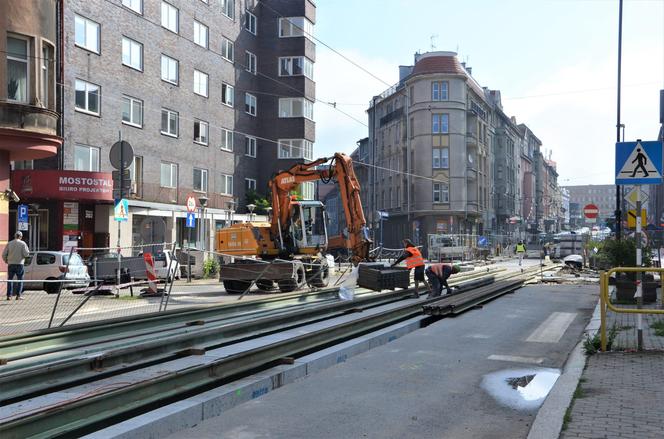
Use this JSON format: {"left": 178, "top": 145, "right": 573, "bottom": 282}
{"left": 10, "top": 170, "right": 113, "bottom": 257}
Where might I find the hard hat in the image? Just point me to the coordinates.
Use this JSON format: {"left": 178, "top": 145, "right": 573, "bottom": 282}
{"left": 452, "top": 265, "right": 461, "bottom": 273}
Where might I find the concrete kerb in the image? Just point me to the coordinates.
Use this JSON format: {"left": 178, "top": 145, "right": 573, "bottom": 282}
{"left": 82, "top": 316, "right": 425, "bottom": 439}
{"left": 526, "top": 298, "right": 601, "bottom": 439}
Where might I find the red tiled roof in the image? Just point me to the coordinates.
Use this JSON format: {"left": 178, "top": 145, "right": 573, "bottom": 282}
{"left": 411, "top": 56, "right": 465, "bottom": 76}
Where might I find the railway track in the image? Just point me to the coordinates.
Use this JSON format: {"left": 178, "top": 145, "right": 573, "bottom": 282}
{"left": 0, "top": 264, "right": 558, "bottom": 439}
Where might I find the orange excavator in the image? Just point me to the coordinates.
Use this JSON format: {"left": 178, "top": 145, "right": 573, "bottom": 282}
{"left": 216, "top": 152, "right": 373, "bottom": 293}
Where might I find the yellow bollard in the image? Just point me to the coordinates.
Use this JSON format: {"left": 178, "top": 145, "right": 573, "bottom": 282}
{"left": 600, "top": 271, "right": 607, "bottom": 352}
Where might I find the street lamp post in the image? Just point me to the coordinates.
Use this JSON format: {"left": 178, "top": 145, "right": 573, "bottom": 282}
{"left": 247, "top": 204, "right": 256, "bottom": 222}
{"left": 199, "top": 195, "right": 208, "bottom": 253}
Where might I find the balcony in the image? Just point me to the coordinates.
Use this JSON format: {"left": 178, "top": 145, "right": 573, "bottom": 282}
{"left": 466, "top": 129, "right": 478, "bottom": 146}
{"left": 0, "top": 101, "right": 61, "bottom": 161}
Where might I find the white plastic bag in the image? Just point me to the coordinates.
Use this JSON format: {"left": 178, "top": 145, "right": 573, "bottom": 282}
{"left": 338, "top": 266, "right": 358, "bottom": 301}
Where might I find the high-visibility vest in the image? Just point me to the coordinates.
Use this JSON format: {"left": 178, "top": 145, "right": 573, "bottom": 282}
{"left": 516, "top": 243, "right": 526, "bottom": 253}
{"left": 405, "top": 247, "right": 425, "bottom": 269}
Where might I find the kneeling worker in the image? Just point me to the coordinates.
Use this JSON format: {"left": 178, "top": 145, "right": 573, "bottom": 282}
{"left": 425, "top": 263, "right": 460, "bottom": 298}
{"left": 392, "top": 239, "right": 426, "bottom": 298}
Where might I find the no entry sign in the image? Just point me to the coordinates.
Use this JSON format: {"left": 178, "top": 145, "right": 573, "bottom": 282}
{"left": 583, "top": 204, "right": 599, "bottom": 219}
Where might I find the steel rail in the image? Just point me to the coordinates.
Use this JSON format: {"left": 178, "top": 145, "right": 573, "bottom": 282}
{"left": 0, "top": 267, "right": 504, "bottom": 362}
{"left": 0, "top": 265, "right": 553, "bottom": 438}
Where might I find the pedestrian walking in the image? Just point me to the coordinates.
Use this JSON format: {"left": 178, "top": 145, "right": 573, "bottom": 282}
{"left": 515, "top": 240, "right": 527, "bottom": 266}
{"left": 392, "top": 239, "right": 426, "bottom": 298}
{"left": 425, "top": 263, "right": 460, "bottom": 298}
{"left": 3, "top": 231, "right": 30, "bottom": 300}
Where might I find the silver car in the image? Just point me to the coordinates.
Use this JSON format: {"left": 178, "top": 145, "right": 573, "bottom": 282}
{"left": 22, "top": 251, "right": 91, "bottom": 294}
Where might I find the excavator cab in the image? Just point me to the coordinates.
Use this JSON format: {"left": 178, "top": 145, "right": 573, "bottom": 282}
{"left": 289, "top": 201, "right": 328, "bottom": 252}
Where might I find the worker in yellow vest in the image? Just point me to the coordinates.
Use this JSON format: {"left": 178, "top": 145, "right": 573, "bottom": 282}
{"left": 515, "top": 240, "right": 527, "bottom": 266}
{"left": 392, "top": 239, "right": 426, "bottom": 298}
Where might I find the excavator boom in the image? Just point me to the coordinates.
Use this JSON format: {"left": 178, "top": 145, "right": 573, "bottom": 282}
{"left": 269, "top": 153, "right": 372, "bottom": 264}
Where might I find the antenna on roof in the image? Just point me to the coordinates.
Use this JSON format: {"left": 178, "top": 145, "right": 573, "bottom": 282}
{"left": 430, "top": 34, "right": 438, "bottom": 51}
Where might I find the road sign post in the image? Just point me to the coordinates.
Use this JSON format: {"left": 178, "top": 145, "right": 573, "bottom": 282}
{"left": 185, "top": 197, "right": 197, "bottom": 283}
{"left": 111, "top": 135, "right": 134, "bottom": 293}
{"left": 615, "top": 139, "right": 664, "bottom": 351}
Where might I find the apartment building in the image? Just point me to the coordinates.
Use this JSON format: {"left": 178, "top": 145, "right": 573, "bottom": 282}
{"left": 563, "top": 184, "right": 618, "bottom": 226}
{"left": 366, "top": 51, "right": 493, "bottom": 249}
{"left": 13, "top": 0, "right": 316, "bottom": 252}
{"left": 1, "top": 0, "right": 63, "bottom": 287}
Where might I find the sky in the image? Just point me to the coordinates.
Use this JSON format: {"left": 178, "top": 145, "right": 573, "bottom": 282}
{"left": 311, "top": 0, "right": 664, "bottom": 186}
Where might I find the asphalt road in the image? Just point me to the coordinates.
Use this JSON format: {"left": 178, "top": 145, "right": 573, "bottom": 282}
{"left": 167, "top": 283, "right": 597, "bottom": 439}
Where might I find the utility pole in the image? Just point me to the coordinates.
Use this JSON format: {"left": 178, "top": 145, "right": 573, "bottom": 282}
{"left": 615, "top": 0, "right": 624, "bottom": 239}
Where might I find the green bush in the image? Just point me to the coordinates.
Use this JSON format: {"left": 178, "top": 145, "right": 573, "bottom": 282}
{"left": 203, "top": 257, "right": 220, "bottom": 278}
{"left": 598, "top": 238, "right": 650, "bottom": 269}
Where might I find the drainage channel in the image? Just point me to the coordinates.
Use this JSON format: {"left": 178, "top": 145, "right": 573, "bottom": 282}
{"left": 0, "top": 266, "right": 553, "bottom": 439}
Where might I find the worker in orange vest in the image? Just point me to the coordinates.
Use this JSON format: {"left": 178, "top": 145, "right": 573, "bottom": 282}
{"left": 392, "top": 239, "right": 426, "bottom": 298}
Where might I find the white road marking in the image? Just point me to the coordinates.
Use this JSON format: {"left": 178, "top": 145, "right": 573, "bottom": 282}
{"left": 488, "top": 354, "right": 545, "bottom": 365}
{"left": 526, "top": 312, "right": 577, "bottom": 343}
{"left": 466, "top": 334, "right": 492, "bottom": 339}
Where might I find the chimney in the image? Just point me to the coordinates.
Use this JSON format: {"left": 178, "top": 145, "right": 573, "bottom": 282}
{"left": 399, "top": 65, "right": 414, "bottom": 82}
{"left": 467, "top": 67, "right": 472, "bottom": 75}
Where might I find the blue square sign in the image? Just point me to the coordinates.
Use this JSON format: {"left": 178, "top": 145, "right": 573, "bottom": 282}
{"left": 186, "top": 212, "right": 196, "bottom": 228}
{"left": 18, "top": 204, "right": 28, "bottom": 223}
{"left": 615, "top": 140, "right": 664, "bottom": 185}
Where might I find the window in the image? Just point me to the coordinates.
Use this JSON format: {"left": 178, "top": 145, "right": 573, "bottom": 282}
{"left": 300, "top": 182, "right": 315, "bottom": 200}
{"left": 278, "top": 56, "right": 313, "bottom": 79}
{"left": 245, "top": 93, "right": 257, "bottom": 116}
{"left": 129, "top": 156, "right": 143, "bottom": 195}
{"left": 279, "top": 17, "right": 314, "bottom": 38}
{"left": 221, "top": 0, "right": 235, "bottom": 19}
{"left": 193, "top": 70, "right": 208, "bottom": 97}
{"left": 221, "top": 38, "right": 234, "bottom": 62}
{"left": 432, "top": 148, "right": 449, "bottom": 169}
{"left": 432, "top": 114, "right": 449, "bottom": 134}
{"left": 41, "top": 44, "right": 53, "bottom": 108}
{"left": 161, "top": 2, "right": 178, "bottom": 33}
{"left": 193, "top": 20, "right": 208, "bottom": 48}
{"left": 12, "top": 160, "right": 33, "bottom": 170}
{"left": 221, "top": 83, "right": 234, "bottom": 106}
{"left": 122, "top": 95, "right": 143, "bottom": 127}
{"left": 245, "top": 178, "right": 257, "bottom": 191}
{"left": 7, "top": 36, "right": 28, "bottom": 102}
{"left": 278, "top": 98, "right": 314, "bottom": 119}
{"left": 245, "top": 11, "right": 257, "bottom": 34}
{"left": 161, "top": 108, "right": 178, "bottom": 137}
{"left": 160, "top": 54, "right": 178, "bottom": 84}
{"left": 75, "top": 79, "right": 100, "bottom": 115}
{"left": 160, "top": 162, "right": 177, "bottom": 188}
{"left": 217, "top": 173, "right": 233, "bottom": 195}
{"left": 122, "top": 37, "right": 143, "bottom": 71}
{"left": 74, "top": 144, "right": 100, "bottom": 171}
{"left": 245, "top": 51, "right": 257, "bottom": 74}
{"left": 433, "top": 183, "right": 449, "bottom": 203}
{"left": 194, "top": 119, "right": 208, "bottom": 145}
{"left": 74, "top": 15, "right": 100, "bottom": 53}
{"left": 278, "top": 139, "right": 313, "bottom": 160}
{"left": 432, "top": 81, "right": 449, "bottom": 101}
{"left": 193, "top": 168, "right": 208, "bottom": 192}
{"left": 220, "top": 128, "right": 234, "bottom": 151}
{"left": 122, "top": 0, "right": 142, "bottom": 14}
{"left": 245, "top": 136, "right": 257, "bottom": 157}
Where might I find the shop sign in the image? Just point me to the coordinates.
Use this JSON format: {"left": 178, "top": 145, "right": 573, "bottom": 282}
{"left": 12, "top": 170, "right": 113, "bottom": 201}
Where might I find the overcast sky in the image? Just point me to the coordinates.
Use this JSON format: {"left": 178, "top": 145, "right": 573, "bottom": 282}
{"left": 311, "top": 0, "right": 664, "bottom": 186}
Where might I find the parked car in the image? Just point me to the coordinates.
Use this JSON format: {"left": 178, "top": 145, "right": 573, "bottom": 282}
{"left": 136, "top": 249, "right": 181, "bottom": 282}
{"left": 22, "top": 251, "right": 90, "bottom": 294}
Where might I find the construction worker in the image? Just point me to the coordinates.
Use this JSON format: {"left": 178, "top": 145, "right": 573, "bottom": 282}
{"left": 425, "top": 263, "right": 461, "bottom": 298}
{"left": 515, "top": 240, "right": 527, "bottom": 266}
{"left": 392, "top": 239, "right": 426, "bottom": 298}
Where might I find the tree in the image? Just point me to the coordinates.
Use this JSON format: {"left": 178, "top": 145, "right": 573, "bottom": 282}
{"left": 245, "top": 189, "right": 270, "bottom": 214}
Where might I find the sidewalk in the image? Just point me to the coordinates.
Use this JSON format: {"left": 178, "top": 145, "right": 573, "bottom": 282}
{"left": 560, "top": 301, "right": 664, "bottom": 439}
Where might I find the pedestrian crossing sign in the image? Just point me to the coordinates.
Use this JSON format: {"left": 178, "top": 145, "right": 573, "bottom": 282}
{"left": 615, "top": 140, "right": 664, "bottom": 185}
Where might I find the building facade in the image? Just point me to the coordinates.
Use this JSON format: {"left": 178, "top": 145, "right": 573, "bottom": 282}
{"left": 563, "top": 184, "right": 618, "bottom": 227}
{"left": 1, "top": 0, "right": 63, "bottom": 289}
{"left": 367, "top": 51, "right": 493, "bottom": 249}
{"left": 16, "top": 0, "right": 316, "bottom": 253}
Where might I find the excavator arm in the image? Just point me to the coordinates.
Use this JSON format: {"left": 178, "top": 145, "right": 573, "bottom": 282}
{"left": 268, "top": 152, "right": 372, "bottom": 264}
